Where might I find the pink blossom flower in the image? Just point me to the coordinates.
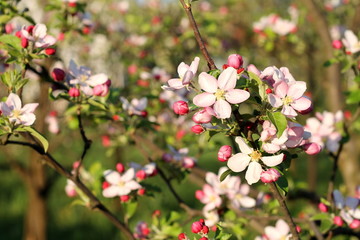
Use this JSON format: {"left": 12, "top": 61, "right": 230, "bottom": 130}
{"left": 191, "top": 124, "right": 205, "bottom": 134}
{"left": 264, "top": 219, "right": 291, "bottom": 240}
{"left": 333, "top": 190, "right": 360, "bottom": 225}
{"left": 268, "top": 80, "right": 312, "bottom": 118}
{"left": 227, "top": 137, "right": 284, "bottom": 185}
{"left": 134, "top": 221, "right": 150, "bottom": 239}
{"left": 65, "top": 180, "right": 77, "bottom": 197}
{"left": 227, "top": 54, "right": 243, "bottom": 69}
{"left": 260, "top": 168, "right": 281, "bottom": 183}
{"left": 260, "top": 120, "right": 288, "bottom": 154}
{"left": 45, "top": 111, "right": 60, "bottom": 134}
{"left": 162, "top": 57, "right": 200, "bottom": 90}
{"left": 203, "top": 210, "right": 219, "bottom": 227}
{"left": 21, "top": 23, "right": 56, "bottom": 48}
{"left": 227, "top": 180, "right": 256, "bottom": 209}
{"left": 193, "top": 67, "right": 250, "bottom": 119}
{"left": 217, "top": 145, "right": 232, "bottom": 162}
{"left": 198, "top": 184, "right": 222, "bottom": 211}
{"left": 120, "top": 97, "right": 147, "bottom": 116}
{"left": 0, "top": 93, "right": 38, "bottom": 126}
{"left": 192, "top": 107, "right": 214, "bottom": 124}
{"left": 102, "top": 168, "right": 141, "bottom": 197}
{"left": 342, "top": 30, "right": 360, "bottom": 54}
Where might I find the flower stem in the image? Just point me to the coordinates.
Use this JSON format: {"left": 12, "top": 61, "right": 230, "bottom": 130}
{"left": 268, "top": 182, "right": 300, "bottom": 240}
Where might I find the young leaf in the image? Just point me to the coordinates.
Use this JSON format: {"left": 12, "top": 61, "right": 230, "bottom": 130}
{"left": 123, "top": 201, "right": 138, "bottom": 220}
{"left": 16, "top": 126, "right": 49, "bottom": 152}
{"left": 267, "top": 111, "right": 287, "bottom": 138}
{"left": 220, "top": 169, "right": 232, "bottom": 182}
{"left": 276, "top": 176, "right": 288, "bottom": 196}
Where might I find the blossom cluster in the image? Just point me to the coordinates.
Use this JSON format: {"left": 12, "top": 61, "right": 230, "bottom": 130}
{"left": 162, "top": 146, "right": 197, "bottom": 169}
{"left": 253, "top": 10, "right": 297, "bottom": 36}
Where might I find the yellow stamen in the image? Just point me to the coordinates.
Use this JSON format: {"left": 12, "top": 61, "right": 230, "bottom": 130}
{"left": 250, "top": 150, "right": 262, "bottom": 161}
{"left": 214, "top": 89, "right": 225, "bottom": 100}
{"left": 283, "top": 96, "right": 293, "bottom": 105}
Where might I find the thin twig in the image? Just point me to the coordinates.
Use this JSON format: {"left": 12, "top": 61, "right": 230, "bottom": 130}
{"left": 268, "top": 182, "right": 300, "bottom": 240}
{"left": 178, "top": 0, "right": 217, "bottom": 70}
{"left": 75, "top": 106, "right": 92, "bottom": 179}
{"left": 2, "top": 140, "right": 135, "bottom": 240}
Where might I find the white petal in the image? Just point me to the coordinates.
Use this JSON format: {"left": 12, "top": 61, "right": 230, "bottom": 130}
{"left": 126, "top": 180, "right": 142, "bottom": 190}
{"left": 227, "top": 153, "right": 251, "bottom": 172}
{"left": 166, "top": 78, "right": 184, "bottom": 89}
{"left": 116, "top": 186, "right": 132, "bottom": 196}
{"left": 86, "top": 73, "right": 108, "bottom": 86}
{"left": 245, "top": 162, "right": 262, "bottom": 185}
{"left": 19, "top": 113, "right": 36, "bottom": 126}
{"left": 268, "top": 94, "right": 283, "bottom": 108}
{"left": 206, "top": 172, "right": 219, "bottom": 186}
{"left": 261, "top": 153, "right": 284, "bottom": 167}
{"left": 121, "top": 168, "right": 135, "bottom": 182}
{"left": 239, "top": 196, "right": 256, "bottom": 208}
{"left": 235, "top": 137, "right": 253, "bottom": 154}
{"left": 198, "top": 72, "right": 218, "bottom": 93}
{"left": 103, "top": 186, "right": 120, "bottom": 198}
{"left": 333, "top": 190, "right": 345, "bottom": 209}
{"left": 21, "top": 103, "right": 39, "bottom": 113}
{"left": 33, "top": 24, "right": 47, "bottom": 39}
{"left": 189, "top": 57, "right": 200, "bottom": 75}
{"left": 218, "top": 67, "right": 237, "bottom": 90}
{"left": 177, "top": 62, "right": 189, "bottom": 78}
{"left": 104, "top": 170, "right": 121, "bottom": 184}
{"left": 193, "top": 93, "right": 216, "bottom": 107}
{"left": 213, "top": 99, "right": 232, "bottom": 119}
{"left": 6, "top": 93, "right": 22, "bottom": 110}
{"left": 276, "top": 219, "right": 290, "bottom": 236}
{"left": 265, "top": 226, "right": 283, "bottom": 240}
{"left": 225, "top": 89, "right": 250, "bottom": 104}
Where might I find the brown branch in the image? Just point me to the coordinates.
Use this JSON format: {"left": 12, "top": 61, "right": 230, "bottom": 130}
{"left": 74, "top": 106, "right": 92, "bottom": 179}
{"left": 2, "top": 140, "right": 135, "bottom": 240}
{"left": 268, "top": 182, "right": 300, "bottom": 240}
{"left": 178, "top": 0, "right": 217, "bottom": 70}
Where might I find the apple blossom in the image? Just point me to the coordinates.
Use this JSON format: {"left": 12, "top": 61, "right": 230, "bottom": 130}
{"left": 45, "top": 111, "right": 60, "bottom": 134}
{"left": 102, "top": 168, "right": 142, "bottom": 197}
{"left": 69, "top": 87, "right": 80, "bottom": 97}
{"left": 65, "top": 180, "right": 77, "bottom": 197}
{"left": 120, "top": 97, "right": 148, "bottom": 116}
{"left": 260, "top": 168, "right": 281, "bottom": 183}
{"left": 134, "top": 221, "right": 150, "bottom": 239}
{"left": 192, "top": 107, "right": 214, "bottom": 124}
{"left": 162, "top": 57, "right": 200, "bottom": 90}
{"left": 227, "top": 54, "right": 243, "bottom": 69}
{"left": 217, "top": 145, "right": 232, "bottom": 162}
{"left": 21, "top": 23, "right": 56, "bottom": 48}
{"left": 350, "top": 219, "right": 360, "bottom": 229}
{"left": 197, "top": 184, "right": 222, "bottom": 211}
{"left": 264, "top": 219, "right": 291, "bottom": 240}
{"left": 303, "top": 142, "right": 322, "bottom": 155}
{"left": 203, "top": 210, "right": 219, "bottom": 227}
{"left": 227, "top": 137, "right": 284, "bottom": 185}
{"left": 268, "top": 80, "right": 312, "bottom": 118}
{"left": 333, "top": 190, "right": 360, "bottom": 225}
{"left": 173, "top": 101, "right": 189, "bottom": 115}
{"left": 193, "top": 67, "right": 250, "bottom": 119}
{"left": 191, "top": 221, "right": 203, "bottom": 233}
{"left": 0, "top": 93, "right": 38, "bottom": 126}
{"left": 342, "top": 30, "right": 360, "bottom": 54}
{"left": 227, "top": 182, "right": 257, "bottom": 209}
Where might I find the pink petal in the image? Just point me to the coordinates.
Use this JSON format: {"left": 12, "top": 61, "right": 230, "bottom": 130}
{"left": 235, "top": 137, "right": 253, "bottom": 154}
{"left": 282, "top": 105, "right": 297, "bottom": 118}
{"left": 287, "top": 81, "right": 306, "bottom": 99}
{"left": 213, "top": 99, "right": 231, "bottom": 119}
{"left": 275, "top": 219, "right": 290, "bottom": 236}
{"left": 177, "top": 62, "right": 189, "bottom": 78}
{"left": 193, "top": 93, "right": 216, "bottom": 107}
{"left": 198, "top": 72, "right": 218, "bottom": 93}
{"left": 227, "top": 153, "right": 251, "bottom": 172}
{"left": 218, "top": 67, "right": 237, "bottom": 90}
{"left": 245, "top": 162, "right": 262, "bottom": 185}
{"left": 274, "top": 81, "right": 289, "bottom": 99}
{"left": 21, "top": 103, "right": 39, "bottom": 113}
{"left": 6, "top": 93, "right": 22, "bottom": 110}
{"left": 268, "top": 94, "right": 283, "bottom": 108}
{"left": 189, "top": 57, "right": 200, "bottom": 75}
{"left": 239, "top": 196, "right": 256, "bottom": 208}
{"left": 262, "top": 143, "right": 281, "bottom": 154}
{"left": 87, "top": 73, "right": 108, "bottom": 86}
{"left": 225, "top": 89, "right": 250, "bottom": 104}
{"left": 291, "top": 97, "right": 312, "bottom": 111}
{"left": 261, "top": 153, "right": 284, "bottom": 167}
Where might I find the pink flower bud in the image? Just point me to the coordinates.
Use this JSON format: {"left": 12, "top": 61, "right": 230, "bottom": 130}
{"left": 178, "top": 233, "right": 188, "bottom": 240}
{"left": 195, "top": 190, "right": 205, "bottom": 200}
{"left": 182, "top": 157, "right": 195, "bottom": 169}
{"left": 218, "top": 145, "right": 232, "bottom": 162}
{"left": 199, "top": 238, "right": 208, "bottom": 240}
{"left": 73, "top": 161, "right": 80, "bottom": 169}
{"left": 68, "top": 87, "right": 80, "bottom": 97}
{"left": 191, "top": 221, "right": 203, "bottom": 233}
{"left": 65, "top": 185, "right": 77, "bottom": 197}
{"left": 116, "top": 163, "right": 125, "bottom": 173}
{"left": 260, "top": 168, "right": 281, "bottom": 183}
{"left": 227, "top": 54, "right": 243, "bottom": 69}
{"left": 120, "top": 195, "right": 130, "bottom": 202}
{"left": 192, "top": 108, "right": 213, "bottom": 124}
{"left": 173, "top": 101, "right": 189, "bottom": 115}
{"left": 318, "top": 203, "right": 328, "bottom": 212}
{"left": 350, "top": 219, "right": 360, "bottom": 229}
{"left": 303, "top": 142, "right": 322, "bottom": 155}
{"left": 332, "top": 40, "right": 343, "bottom": 49}
{"left": 202, "top": 225, "right": 209, "bottom": 234}
{"left": 333, "top": 216, "right": 343, "bottom": 226}
{"left": 102, "top": 181, "right": 110, "bottom": 189}
{"left": 101, "top": 135, "right": 111, "bottom": 147}
{"left": 296, "top": 226, "right": 301, "bottom": 233}
{"left": 137, "top": 188, "right": 146, "bottom": 196}
{"left": 128, "top": 64, "right": 137, "bottom": 75}
{"left": 136, "top": 170, "right": 147, "bottom": 180}
{"left": 27, "top": 25, "right": 34, "bottom": 34}
{"left": 247, "top": 64, "right": 261, "bottom": 76}
{"left": 45, "top": 48, "right": 56, "bottom": 55}
{"left": 191, "top": 125, "right": 205, "bottom": 134}
{"left": 21, "top": 37, "right": 28, "bottom": 48}
{"left": 93, "top": 84, "right": 109, "bottom": 97}
{"left": 5, "top": 23, "right": 13, "bottom": 34}
{"left": 152, "top": 209, "right": 161, "bottom": 217}
{"left": 51, "top": 68, "right": 66, "bottom": 82}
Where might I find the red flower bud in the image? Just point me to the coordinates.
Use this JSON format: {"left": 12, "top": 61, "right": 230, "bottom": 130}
{"left": 332, "top": 40, "right": 342, "bottom": 49}
{"left": 350, "top": 219, "right": 360, "bottom": 229}
{"left": 51, "top": 68, "right": 66, "bottom": 82}
{"left": 266, "top": 88, "right": 273, "bottom": 94}
{"left": 218, "top": 145, "right": 232, "bottom": 162}
{"left": 202, "top": 225, "right": 209, "bottom": 234}
{"left": 318, "top": 203, "right": 328, "bottom": 213}
{"left": 116, "top": 163, "right": 125, "bottom": 173}
{"left": 191, "top": 221, "right": 203, "bottom": 233}
{"left": 227, "top": 54, "right": 243, "bottom": 69}
{"left": 191, "top": 125, "right": 205, "bottom": 134}
{"left": 136, "top": 170, "right": 147, "bottom": 181}
{"left": 152, "top": 210, "right": 161, "bottom": 217}
{"left": 178, "top": 233, "right": 187, "bottom": 240}
{"left": 333, "top": 216, "right": 343, "bottom": 226}
{"left": 173, "top": 101, "right": 189, "bottom": 115}
{"left": 120, "top": 195, "right": 130, "bottom": 202}
{"left": 27, "top": 25, "right": 34, "bottom": 34}
{"left": 137, "top": 188, "right": 146, "bottom": 196}
{"left": 45, "top": 48, "right": 56, "bottom": 55}
{"left": 21, "top": 38, "right": 28, "bottom": 48}
{"left": 102, "top": 181, "right": 110, "bottom": 189}
{"left": 68, "top": 87, "right": 80, "bottom": 97}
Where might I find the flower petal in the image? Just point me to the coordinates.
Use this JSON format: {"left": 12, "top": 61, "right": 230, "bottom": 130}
{"left": 239, "top": 196, "right": 256, "bottom": 208}
{"left": 227, "top": 153, "right": 251, "bottom": 172}
{"left": 6, "top": 93, "right": 22, "bottom": 110}
{"left": 235, "top": 137, "right": 253, "bottom": 154}
{"left": 225, "top": 89, "right": 250, "bottom": 104}
{"left": 177, "top": 62, "right": 189, "bottom": 78}
{"left": 86, "top": 73, "right": 108, "bottom": 86}
{"left": 189, "top": 57, "right": 200, "bottom": 75}
{"left": 213, "top": 99, "right": 232, "bottom": 119}
{"left": 291, "top": 96, "right": 312, "bottom": 111}
{"left": 261, "top": 153, "right": 284, "bottom": 167}
{"left": 126, "top": 180, "right": 142, "bottom": 190}
{"left": 121, "top": 168, "right": 135, "bottom": 182}
{"left": 287, "top": 81, "right": 306, "bottom": 99}
{"left": 218, "top": 67, "right": 237, "bottom": 90}
{"left": 33, "top": 24, "right": 47, "bottom": 39}
{"left": 193, "top": 93, "right": 216, "bottom": 107}
{"left": 103, "top": 185, "right": 120, "bottom": 198}
{"left": 198, "top": 72, "right": 218, "bottom": 93}
{"left": 245, "top": 162, "right": 262, "bottom": 185}
{"left": 104, "top": 170, "right": 121, "bottom": 184}
{"left": 268, "top": 93, "right": 283, "bottom": 108}
{"left": 282, "top": 105, "right": 297, "bottom": 118}
{"left": 276, "top": 219, "right": 290, "bottom": 236}
{"left": 274, "top": 81, "right": 289, "bottom": 99}
{"left": 19, "top": 113, "right": 36, "bottom": 126}
{"left": 21, "top": 103, "right": 39, "bottom": 114}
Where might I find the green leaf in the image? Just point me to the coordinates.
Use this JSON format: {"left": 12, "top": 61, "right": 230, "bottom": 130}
{"left": 248, "top": 71, "right": 266, "bottom": 100}
{"left": 311, "top": 213, "right": 330, "bottom": 221}
{"left": 88, "top": 98, "right": 108, "bottom": 110}
{"left": 215, "top": 224, "right": 232, "bottom": 240}
{"left": 323, "top": 58, "right": 338, "bottom": 67}
{"left": 0, "top": 15, "right": 12, "bottom": 24}
{"left": 220, "top": 169, "right": 232, "bottom": 182}
{"left": 267, "top": 111, "right": 287, "bottom": 138}
{"left": 346, "top": 90, "right": 360, "bottom": 104}
{"left": 16, "top": 126, "right": 49, "bottom": 152}
{"left": 123, "top": 201, "right": 138, "bottom": 220}
{"left": 167, "top": 211, "right": 181, "bottom": 223}
{"left": 0, "top": 34, "right": 22, "bottom": 52}
{"left": 276, "top": 176, "right": 288, "bottom": 196}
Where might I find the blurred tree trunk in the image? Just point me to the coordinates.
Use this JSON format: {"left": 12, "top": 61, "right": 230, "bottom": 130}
{"left": 23, "top": 81, "right": 50, "bottom": 240}
{"left": 302, "top": 0, "right": 360, "bottom": 195}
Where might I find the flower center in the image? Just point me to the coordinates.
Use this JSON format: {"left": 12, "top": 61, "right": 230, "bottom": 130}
{"left": 283, "top": 96, "right": 293, "bottom": 105}
{"left": 250, "top": 150, "right": 262, "bottom": 161}
{"left": 79, "top": 74, "right": 88, "bottom": 82}
{"left": 12, "top": 109, "right": 22, "bottom": 119}
{"left": 117, "top": 181, "right": 125, "bottom": 187}
{"left": 215, "top": 89, "right": 226, "bottom": 100}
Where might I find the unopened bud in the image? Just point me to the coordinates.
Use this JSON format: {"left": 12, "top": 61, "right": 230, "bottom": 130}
{"left": 45, "top": 48, "right": 56, "bottom": 55}
{"left": 51, "top": 68, "right": 66, "bottom": 82}
{"left": 227, "top": 54, "right": 243, "bottom": 69}
{"left": 173, "top": 101, "right": 189, "bottom": 115}
{"left": 69, "top": 87, "right": 80, "bottom": 97}
{"left": 303, "top": 142, "right": 321, "bottom": 155}
{"left": 218, "top": 145, "right": 232, "bottom": 162}
{"left": 191, "top": 125, "right": 205, "bottom": 134}
{"left": 333, "top": 216, "right": 343, "bottom": 226}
